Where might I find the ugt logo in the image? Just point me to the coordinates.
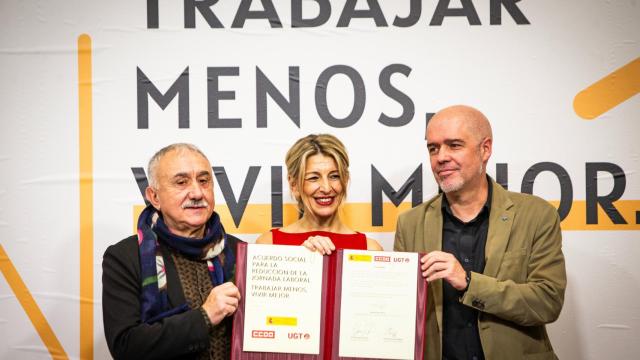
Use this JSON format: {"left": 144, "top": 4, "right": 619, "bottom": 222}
{"left": 288, "top": 332, "right": 310, "bottom": 340}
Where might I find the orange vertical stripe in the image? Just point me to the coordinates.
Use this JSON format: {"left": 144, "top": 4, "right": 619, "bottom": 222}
{"left": 574, "top": 57, "right": 640, "bottom": 119}
{"left": 78, "top": 33, "right": 94, "bottom": 360}
{"left": 0, "top": 245, "right": 68, "bottom": 359}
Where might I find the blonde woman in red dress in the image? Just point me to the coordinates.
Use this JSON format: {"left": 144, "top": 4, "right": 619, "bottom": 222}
{"left": 256, "top": 134, "right": 382, "bottom": 252}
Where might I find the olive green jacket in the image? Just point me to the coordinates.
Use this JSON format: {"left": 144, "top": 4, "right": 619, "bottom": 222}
{"left": 394, "top": 180, "right": 566, "bottom": 360}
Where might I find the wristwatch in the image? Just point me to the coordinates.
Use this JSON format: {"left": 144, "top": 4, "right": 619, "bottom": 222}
{"left": 464, "top": 270, "right": 472, "bottom": 292}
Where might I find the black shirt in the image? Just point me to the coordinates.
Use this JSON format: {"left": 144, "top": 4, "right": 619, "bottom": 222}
{"left": 441, "top": 179, "right": 492, "bottom": 360}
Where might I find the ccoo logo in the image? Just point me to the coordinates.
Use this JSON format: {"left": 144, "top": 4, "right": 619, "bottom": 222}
{"left": 252, "top": 330, "right": 275, "bottom": 339}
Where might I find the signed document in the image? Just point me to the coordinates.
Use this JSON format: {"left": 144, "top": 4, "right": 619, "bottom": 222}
{"left": 337, "top": 250, "right": 419, "bottom": 359}
{"left": 231, "top": 244, "right": 426, "bottom": 359}
{"left": 242, "top": 244, "right": 324, "bottom": 354}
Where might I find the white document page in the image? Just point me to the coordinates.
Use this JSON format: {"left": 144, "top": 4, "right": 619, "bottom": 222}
{"left": 242, "top": 244, "right": 323, "bottom": 354}
{"left": 338, "top": 250, "right": 418, "bottom": 359}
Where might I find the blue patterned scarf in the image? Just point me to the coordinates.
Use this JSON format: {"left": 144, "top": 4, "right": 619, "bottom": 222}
{"left": 137, "top": 205, "right": 235, "bottom": 324}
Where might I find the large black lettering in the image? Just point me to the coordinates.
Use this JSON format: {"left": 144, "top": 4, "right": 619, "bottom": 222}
{"left": 271, "top": 166, "right": 283, "bottom": 227}
{"left": 585, "top": 162, "right": 627, "bottom": 224}
{"left": 521, "top": 162, "right": 573, "bottom": 221}
{"left": 232, "top": 0, "right": 283, "bottom": 28}
{"left": 147, "top": 0, "right": 159, "bottom": 28}
{"left": 371, "top": 165, "right": 423, "bottom": 226}
{"left": 378, "top": 64, "right": 414, "bottom": 127}
{"left": 137, "top": 67, "right": 190, "bottom": 129}
{"left": 430, "top": 0, "right": 481, "bottom": 26}
{"left": 256, "top": 67, "right": 300, "bottom": 128}
{"left": 185, "top": 0, "right": 223, "bottom": 28}
{"left": 291, "top": 0, "right": 331, "bottom": 27}
{"left": 131, "top": 167, "right": 151, "bottom": 205}
{"left": 424, "top": 112, "right": 435, "bottom": 139}
{"left": 207, "top": 67, "right": 241, "bottom": 128}
{"left": 315, "top": 65, "right": 366, "bottom": 128}
{"left": 495, "top": 163, "right": 508, "bottom": 190}
{"left": 393, "top": 0, "right": 421, "bottom": 27}
{"left": 213, "top": 166, "right": 261, "bottom": 227}
{"left": 490, "top": 0, "right": 530, "bottom": 25}
{"left": 337, "top": 0, "right": 388, "bottom": 27}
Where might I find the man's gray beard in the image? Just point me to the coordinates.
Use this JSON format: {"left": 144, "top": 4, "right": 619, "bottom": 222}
{"left": 439, "top": 162, "right": 484, "bottom": 194}
{"left": 439, "top": 178, "right": 463, "bottom": 193}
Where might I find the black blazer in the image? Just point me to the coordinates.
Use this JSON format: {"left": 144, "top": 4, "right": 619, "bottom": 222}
{"left": 102, "top": 234, "right": 241, "bottom": 360}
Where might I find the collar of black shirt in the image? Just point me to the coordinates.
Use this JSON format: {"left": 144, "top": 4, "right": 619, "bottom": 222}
{"left": 441, "top": 175, "right": 493, "bottom": 224}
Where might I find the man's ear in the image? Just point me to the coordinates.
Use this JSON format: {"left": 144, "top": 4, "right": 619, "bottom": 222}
{"left": 481, "top": 137, "right": 493, "bottom": 163}
{"left": 145, "top": 186, "right": 161, "bottom": 210}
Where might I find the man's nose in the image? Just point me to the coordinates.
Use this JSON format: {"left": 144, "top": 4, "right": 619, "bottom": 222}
{"left": 188, "top": 180, "right": 204, "bottom": 198}
{"left": 436, "top": 147, "right": 450, "bottom": 163}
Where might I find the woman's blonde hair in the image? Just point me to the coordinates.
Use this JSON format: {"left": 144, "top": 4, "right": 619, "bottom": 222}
{"left": 285, "top": 134, "right": 350, "bottom": 212}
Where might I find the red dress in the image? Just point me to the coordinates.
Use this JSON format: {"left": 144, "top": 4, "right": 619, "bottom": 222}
{"left": 270, "top": 228, "right": 367, "bottom": 249}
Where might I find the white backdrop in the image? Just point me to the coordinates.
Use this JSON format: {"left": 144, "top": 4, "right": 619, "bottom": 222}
{"left": 1, "top": 1, "right": 639, "bottom": 359}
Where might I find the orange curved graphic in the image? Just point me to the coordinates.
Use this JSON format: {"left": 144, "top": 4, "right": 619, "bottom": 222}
{"left": 573, "top": 57, "right": 640, "bottom": 120}
{"left": 0, "top": 245, "right": 68, "bottom": 359}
